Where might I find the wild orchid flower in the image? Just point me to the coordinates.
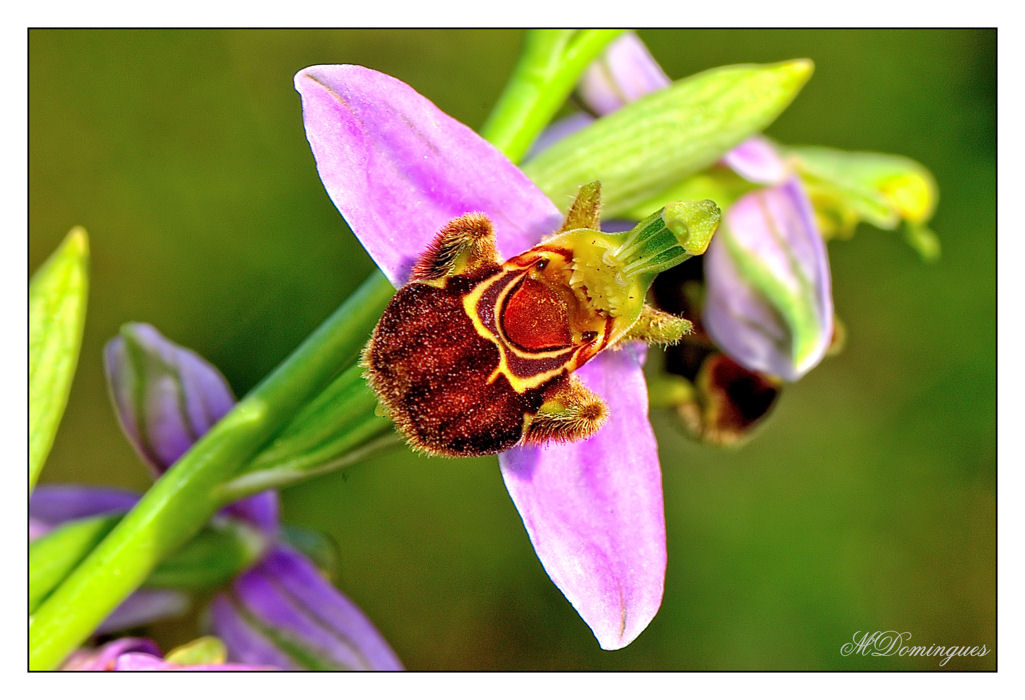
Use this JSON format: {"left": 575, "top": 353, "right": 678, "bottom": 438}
{"left": 33, "top": 323, "right": 402, "bottom": 670}
{"left": 293, "top": 64, "right": 717, "bottom": 649}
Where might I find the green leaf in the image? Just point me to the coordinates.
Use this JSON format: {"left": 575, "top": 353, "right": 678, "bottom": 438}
{"left": 29, "top": 228, "right": 90, "bottom": 492}
{"left": 524, "top": 60, "right": 814, "bottom": 217}
{"left": 480, "top": 29, "right": 624, "bottom": 163}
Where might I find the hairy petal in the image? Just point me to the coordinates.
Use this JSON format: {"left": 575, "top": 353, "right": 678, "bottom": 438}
{"left": 295, "top": 64, "right": 562, "bottom": 286}
{"left": 29, "top": 484, "right": 139, "bottom": 527}
{"left": 499, "top": 344, "right": 666, "bottom": 650}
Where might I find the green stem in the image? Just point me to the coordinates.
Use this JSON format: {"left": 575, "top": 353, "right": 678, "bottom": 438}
{"left": 29, "top": 29, "right": 621, "bottom": 670}
{"left": 481, "top": 29, "right": 623, "bottom": 161}
{"left": 237, "top": 364, "right": 378, "bottom": 473}
{"left": 219, "top": 428, "right": 401, "bottom": 504}
{"left": 217, "top": 366, "right": 397, "bottom": 502}
{"left": 29, "top": 514, "right": 120, "bottom": 614}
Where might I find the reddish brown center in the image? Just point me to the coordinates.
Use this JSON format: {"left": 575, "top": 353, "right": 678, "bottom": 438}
{"left": 500, "top": 277, "right": 572, "bottom": 352}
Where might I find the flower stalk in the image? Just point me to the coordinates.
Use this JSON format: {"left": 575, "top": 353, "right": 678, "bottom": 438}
{"left": 481, "top": 30, "right": 625, "bottom": 163}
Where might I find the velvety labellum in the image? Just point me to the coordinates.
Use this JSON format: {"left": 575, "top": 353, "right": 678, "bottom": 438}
{"left": 365, "top": 239, "right": 609, "bottom": 457}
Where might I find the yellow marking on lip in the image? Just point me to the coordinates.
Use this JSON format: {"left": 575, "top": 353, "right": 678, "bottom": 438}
{"left": 462, "top": 267, "right": 580, "bottom": 394}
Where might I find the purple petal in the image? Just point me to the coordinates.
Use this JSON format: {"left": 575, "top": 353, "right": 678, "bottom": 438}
{"left": 577, "top": 32, "right": 671, "bottom": 116}
{"left": 294, "top": 65, "right": 562, "bottom": 285}
{"left": 96, "top": 588, "right": 191, "bottom": 635}
{"left": 704, "top": 178, "right": 833, "bottom": 381}
{"left": 210, "top": 545, "right": 402, "bottom": 670}
{"left": 222, "top": 491, "right": 280, "bottom": 537}
{"left": 208, "top": 595, "right": 297, "bottom": 669}
{"left": 110, "top": 653, "right": 177, "bottom": 670}
{"left": 499, "top": 344, "right": 666, "bottom": 650}
{"left": 29, "top": 518, "right": 51, "bottom": 541}
{"left": 113, "top": 653, "right": 273, "bottom": 671}
{"left": 61, "top": 637, "right": 162, "bottom": 670}
{"left": 29, "top": 485, "right": 139, "bottom": 528}
{"left": 105, "top": 323, "right": 236, "bottom": 474}
{"left": 601, "top": 219, "right": 638, "bottom": 234}
{"left": 722, "top": 136, "right": 787, "bottom": 185}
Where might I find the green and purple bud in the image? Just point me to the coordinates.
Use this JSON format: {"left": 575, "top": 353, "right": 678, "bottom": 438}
{"left": 104, "top": 323, "right": 235, "bottom": 476}
{"left": 576, "top": 32, "right": 671, "bottom": 115}
{"left": 703, "top": 177, "right": 833, "bottom": 382}
{"left": 103, "top": 322, "right": 279, "bottom": 530}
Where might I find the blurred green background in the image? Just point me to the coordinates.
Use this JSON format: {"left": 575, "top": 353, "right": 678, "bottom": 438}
{"left": 29, "top": 29, "right": 995, "bottom": 670}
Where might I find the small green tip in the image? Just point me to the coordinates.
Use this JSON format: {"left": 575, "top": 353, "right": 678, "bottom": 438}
{"left": 64, "top": 226, "right": 90, "bottom": 258}
{"left": 783, "top": 58, "right": 815, "bottom": 84}
{"left": 663, "top": 199, "right": 721, "bottom": 255}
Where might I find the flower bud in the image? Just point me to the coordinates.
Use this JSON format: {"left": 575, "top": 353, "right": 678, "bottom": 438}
{"left": 576, "top": 32, "right": 671, "bottom": 116}
{"left": 703, "top": 177, "right": 833, "bottom": 381}
{"left": 104, "top": 323, "right": 235, "bottom": 474}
